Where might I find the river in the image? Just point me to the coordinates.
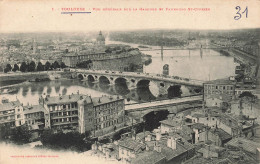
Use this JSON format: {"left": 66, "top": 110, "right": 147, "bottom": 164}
{"left": 0, "top": 40, "right": 239, "bottom": 105}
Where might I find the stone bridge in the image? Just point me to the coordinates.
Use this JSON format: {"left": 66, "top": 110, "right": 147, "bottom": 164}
{"left": 125, "top": 95, "right": 203, "bottom": 120}
{"left": 73, "top": 69, "right": 204, "bottom": 96}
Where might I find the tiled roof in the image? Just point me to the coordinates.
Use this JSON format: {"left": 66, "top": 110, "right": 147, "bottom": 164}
{"left": 44, "top": 94, "right": 90, "bottom": 105}
{"left": 191, "top": 123, "right": 207, "bottom": 130}
{"left": 131, "top": 151, "right": 166, "bottom": 164}
{"left": 204, "top": 78, "right": 236, "bottom": 85}
{"left": 23, "top": 105, "right": 45, "bottom": 114}
{"left": 160, "top": 119, "right": 181, "bottom": 127}
{"left": 92, "top": 95, "right": 123, "bottom": 106}
{"left": 118, "top": 138, "right": 146, "bottom": 152}
{"left": 210, "top": 128, "right": 232, "bottom": 141}
{"left": 0, "top": 101, "right": 21, "bottom": 111}
{"left": 192, "top": 113, "right": 206, "bottom": 118}
{"left": 226, "top": 137, "right": 260, "bottom": 154}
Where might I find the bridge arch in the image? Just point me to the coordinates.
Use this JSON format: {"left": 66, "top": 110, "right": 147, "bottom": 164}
{"left": 87, "top": 75, "right": 95, "bottom": 82}
{"left": 78, "top": 74, "right": 84, "bottom": 80}
{"left": 99, "top": 75, "right": 110, "bottom": 84}
{"left": 143, "top": 109, "right": 169, "bottom": 131}
{"left": 115, "top": 77, "right": 128, "bottom": 85}
{"left": 114, "top": 77, "right": 129, "bottom": 95}
{"left": 137, "top": 79, "right": 150, "bottom": 88}
{"left": 167, "top": 85, "right": 182, "bottom": 98}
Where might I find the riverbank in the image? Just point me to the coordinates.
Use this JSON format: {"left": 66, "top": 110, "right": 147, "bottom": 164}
{"left": 0, "top": 71, "right": 72, "bottom": 87}
{"left": 0, "top": 80, "right": 31, "bottom": 90}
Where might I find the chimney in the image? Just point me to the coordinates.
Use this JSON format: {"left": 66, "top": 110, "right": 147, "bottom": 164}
{"left": 69, "top": 95, "right": 71, "bottom": 99}
{"left": 145, "top": 134, "right": 151, "bottom": 142}
{"left": 98, "top": 98, "right": 101, "bottom": 103}
{"left": 155, "top": 145, "right": 161, "bottom": 153}
{"left": 77, "top": 90, "right": 79, "bottom": 95}
{"left": 171, "top": 138, "right": 177, "bottom": 150}
{"left": 156, "top": 132, "right": 161, "bottom": 141}
{"left": 80, "top": 95, "right": 83, "bottom": 100}
{"left": 167, "top": 137, "right": 172, "bottom": 148}
{"left": 146, "top": 145, "right": 149, "bottom": 151}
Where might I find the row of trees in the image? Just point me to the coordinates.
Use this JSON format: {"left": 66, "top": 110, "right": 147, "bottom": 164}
{"left": 0, "top": 125, "right": 31, "bottom": 145}
{"left": 39, "top": 129, "right": 92, "bottom": 152}
{"left": 3, "top": 61, "right": 66, "bottom": 73}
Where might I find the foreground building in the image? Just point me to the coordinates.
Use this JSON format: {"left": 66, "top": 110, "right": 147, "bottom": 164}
{"left": 39, "top": 94, "right": 125, "bottom": 137}
{"left": 0, "top": 94, "right": 125, "bottom": 138}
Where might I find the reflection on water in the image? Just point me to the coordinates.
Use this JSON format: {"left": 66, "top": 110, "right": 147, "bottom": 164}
{"left": 1, "top": 41, "right": 238, "bottom": 105}
{"left": 1, "top": 78, "right": 191, "bottom": 106}
{"left": 107, "top": 40, "right": 238, "bottom": 81}
{"left": 144, "top": 49, "right": 238, "bottom": 81}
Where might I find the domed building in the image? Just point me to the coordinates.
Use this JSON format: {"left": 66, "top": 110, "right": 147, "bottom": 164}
{"left": 96, "top": 31, "right": 105, "bottom": 46}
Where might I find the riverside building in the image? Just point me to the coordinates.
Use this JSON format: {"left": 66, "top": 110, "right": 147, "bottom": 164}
{"left": 39, "top": 93, "right": 125, "bottom": 137}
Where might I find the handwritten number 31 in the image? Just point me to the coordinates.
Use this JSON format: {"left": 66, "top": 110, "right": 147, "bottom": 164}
{"left": 234, "top": 6, "right": 248, "bottom": 20}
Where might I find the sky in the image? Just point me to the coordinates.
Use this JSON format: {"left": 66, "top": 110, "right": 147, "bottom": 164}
{"left": 0, "top": 0, "right": 260, "bottom": 33}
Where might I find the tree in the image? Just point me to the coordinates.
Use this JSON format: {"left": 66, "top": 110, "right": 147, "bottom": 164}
{"left": 45, "top": 61, "right": 51, "bottom": 71}
{"left": 52, "top": 61, "right": 60, "bottom": 69}
{"left": 20, "top": 62, "right": 27, "bottom": 72}
{"left": 0, "top": 124, "right": 12, "bottom": 141}
{"left": 5, "top": 64, "right": 12, "bottom": 72}
{"left": 40, "top": 130, "right": 92, "bottom": 152}
{"left": 239, "top": 91, "right": 256, "bottom": 99}
{"left": 76, "top": 60, "right": 92, "bottom": 69}
{"left": 28, "top": 61, "right": 36, "bottom": 72}
{"left": 60, "top": 62, "right": 66, "bottom": 68}
{"left": 36, "top": 62, "right": 44, "bottom": 71}
{"left": 12, "top": 64, "right": 19, "bottom": 72}
{"left": 10, "top": 125, "right": 31, "bottom": 145}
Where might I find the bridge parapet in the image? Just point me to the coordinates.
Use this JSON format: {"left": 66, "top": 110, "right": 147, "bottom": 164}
{"left": 74, "top": 69, "right": 204, "bottom": 87}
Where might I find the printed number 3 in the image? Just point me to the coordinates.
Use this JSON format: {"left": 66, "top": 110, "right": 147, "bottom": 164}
{"left": 234, "top": 6, "right": 248, "bottom": 20}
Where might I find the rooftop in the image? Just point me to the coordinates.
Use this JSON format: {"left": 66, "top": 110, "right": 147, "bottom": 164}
{"left": 91, "top": 95, "right": 124, "bottom": 106}
{"left": 191, "top": 123, "right": 207, "bottom": 130}
{"left": 226, "top": 137, "right": 260, "bottom": 155}
{"left": 210, "top": 128, "right": 232, "bottom": 141}
{"left": 130, "top": 150, "right": 166, "bottom": 164}
{"left": 160, "top": 119, "right": 181, "bottom": 127}
{"left": 23, "top": 105, "right": 45, "bottom": 114}
{"left": 118, "top": 137, "right": 146, "bottom": 152}
{"left": 44, "top": 94, "right": 90, "bottom": 105}
{"left": 0, "top": 100, "right": 21, "bottom": 111}
{"left": 204, "top": 78, "right": 236, "bottom": 85}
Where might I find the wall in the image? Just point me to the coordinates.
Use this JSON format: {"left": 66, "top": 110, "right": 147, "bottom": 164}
{"left": 92, "top": 54, "right": 142, "bottom": 71}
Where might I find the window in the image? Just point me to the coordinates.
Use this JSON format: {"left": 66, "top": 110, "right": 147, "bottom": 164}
{"left": 17, "top": 114, "right": 21, "bottom": 119}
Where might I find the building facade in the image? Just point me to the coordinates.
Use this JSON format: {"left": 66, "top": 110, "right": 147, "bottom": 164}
{"left": 203, "top": 79, "right": 236, "bottom": 100}
{"left": 39, "top": 94, "right": 125, "bottom": 137}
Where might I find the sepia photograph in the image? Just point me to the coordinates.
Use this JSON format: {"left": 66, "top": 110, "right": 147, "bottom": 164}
{"left": 0, "top": 0, "right": 260, "bottom": 163}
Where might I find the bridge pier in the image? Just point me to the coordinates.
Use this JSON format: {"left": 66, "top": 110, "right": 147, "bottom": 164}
{"left": 157, "top": 82, "right": 171, "bottom": 96}
{"left": 126, "top": 78, "right": 137, "bottom": 90}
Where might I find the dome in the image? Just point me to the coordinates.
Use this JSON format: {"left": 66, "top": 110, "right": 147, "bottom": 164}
{"left": 96, "top": 31, "right": 105, "bottom": 42}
